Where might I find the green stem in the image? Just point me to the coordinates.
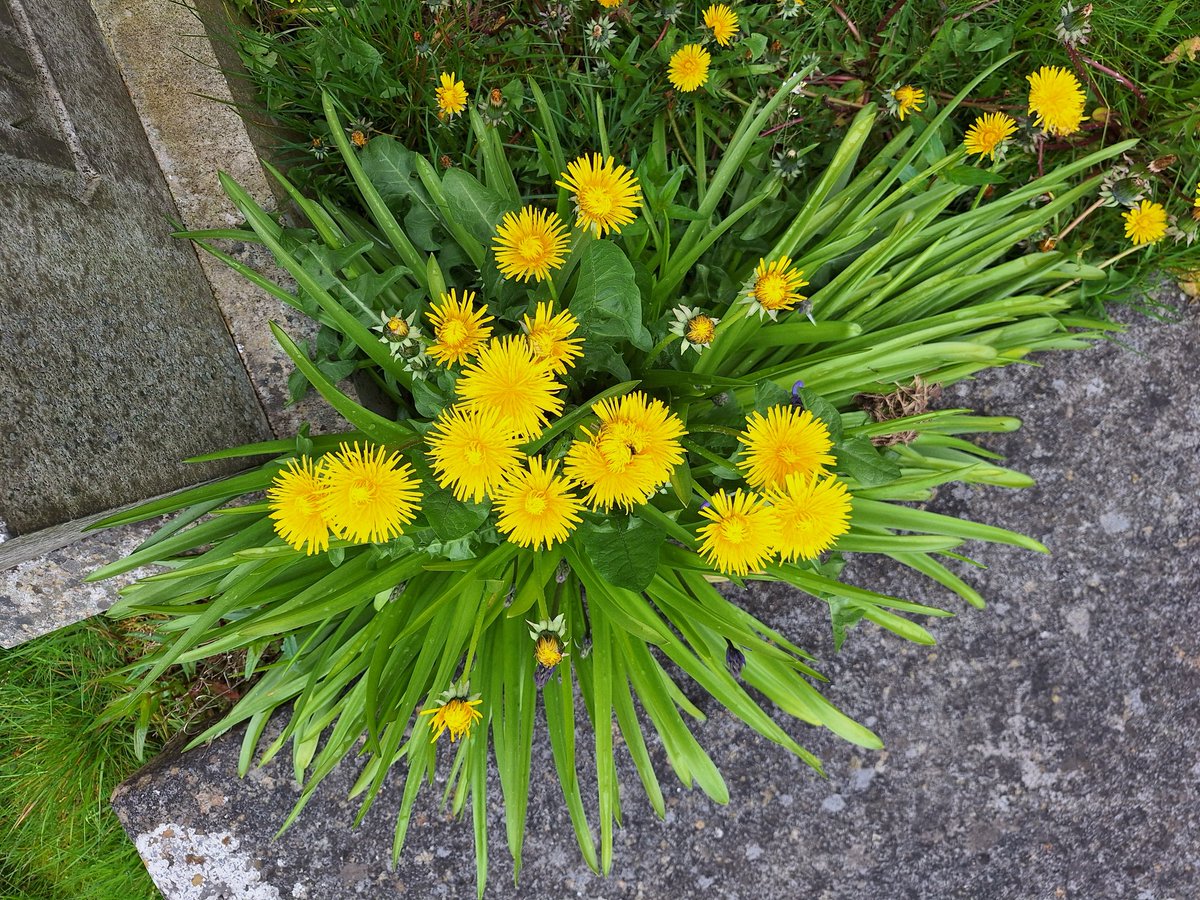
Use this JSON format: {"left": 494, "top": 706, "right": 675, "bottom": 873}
{"left": 669, "top": 107, "right": 697, "bottom": 172}
{"left": 644, "top": 332, "right": 681, "bottom": 368}
{"left": 686, "top": 424, "right": 742, "bottom": 437}
{"left": 693, "top": 301, "right": 751, "bottom": 376}
{"left": 596, "top": 95, "right": 611, "bottom": 159}
{"left": 681, "top": 437, "right": 736, "bottom": 471}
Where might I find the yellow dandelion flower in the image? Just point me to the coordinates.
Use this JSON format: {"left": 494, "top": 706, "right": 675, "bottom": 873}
{"left": 697, "top": 489, "right": 775, "bottom": 577}
{"left": 556, "top": 154, "right": 642, "bottom": 237}
{"left": 668, "top": 44, "right": 711, "bottom": 93}
{"left": 1026, "top": 65, "right": 1086, "bottom": 136}
{"left": 319, "top": 442, "right": 422, "bottom": 544}
{"left": 535, "top": 634, "right": 565, "bottom": 668}
{"left": 685, "top": 315, "right": 717, "bottom": 346}
{"left": 765, "top": 473, "right": 852, "bottom": 562}
{"left": 425, "top": 405, "right": 523, "bottom": 503}
{"left": 267, "top": 457, "right": 330, "bottom": 555}
{"left": 737, "top": 405, "right": 835, "bottom": 490}
{"left": 669, "top": 304, "right": 720, "bottom": 353}
{"left": 703, "top": 4, "right": 739, "bottom": 46}
{"left": 493, "top": 457, "right": 584, "bottom": 550}
{"left": 891, "top": 84, "right": 925, "bottom": 121}
{"left": 744, "top": 256, "right": 808, "bottom": 319}
{"left": 528, "top": 614, "right": 570, "bottom": 683}
{"left": 1122, "top": 200, "right": 1168, "bottom": 246}
{"left": 426, "top": 289, "right": 493, "bottom": 366}
{"left": 963, "top": 112, "right": 1018, "bottom": 161}
{"left": 420, "top": 686, "right": 483, "bottom": 742}
{"left": 1194, "top": 181, "right": 1199, "bottom": 209}
{"left": 564, "top": 391, "right": 687, "bottom": 511}
{"left": 435, "top": 72, "right": 468, "bottom": 118}
{"left": 492, "top": 206, "right": 570, "bottom": 283}
{"left": 598, "top": 0, "right": 622, "bottom": 7}
{"left": 456, "top": 337, "right": 565, "bottom": 439}
{"left": 522, "top": 302, "right": 583, "bottom": 374}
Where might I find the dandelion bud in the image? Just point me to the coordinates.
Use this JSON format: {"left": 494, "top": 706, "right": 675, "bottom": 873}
{"left": 725, "top": 642, "right": 746, "bottom": 678}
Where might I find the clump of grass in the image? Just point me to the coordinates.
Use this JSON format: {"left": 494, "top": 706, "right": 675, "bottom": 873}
{"left": 0, "top": 621, "right": 159, "bottom": 900}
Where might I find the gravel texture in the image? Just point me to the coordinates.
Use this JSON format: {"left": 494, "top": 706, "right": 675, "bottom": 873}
{"left": 113, "top": 298, "right": 1200, "bottom": 899}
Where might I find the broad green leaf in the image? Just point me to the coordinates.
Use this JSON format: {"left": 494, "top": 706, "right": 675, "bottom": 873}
{"left": 578, "top": 514, "right": 665, "bottom": 592}
{"left": 441, "top": 168, "right": 513, "bottom": 244}
{"left": 570, "top": 242, "right": 652, "bottom": 380}
{"left": 836, "top": 436, "right": 902, "bottom": 486}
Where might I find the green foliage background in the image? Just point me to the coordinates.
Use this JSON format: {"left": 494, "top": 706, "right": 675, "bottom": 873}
{"left": 225, "top": 0, "right": 1200, "bottom": 288}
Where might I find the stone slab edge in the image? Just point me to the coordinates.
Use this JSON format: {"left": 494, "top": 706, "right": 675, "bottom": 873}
{"left": 1, "top": 0, "right": 346, "bottom": 643}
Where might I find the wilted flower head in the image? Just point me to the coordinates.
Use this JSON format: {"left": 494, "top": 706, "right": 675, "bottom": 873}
{"left": 586, "top": 16, "right": 617, "bottom": 52}
{"left": 539, "top": 2, "right": 573, "bottom": 36}
{"left": 777, "top": 0, "right": 805, "bottom": 20}
{"left": 1098, "top": 166, "right": 1148, "bottom": 208}
{"left": 308, "top": 135, "right": 331, "bottom": 160}
{"left": 372, "top": 310, "right": 422, "bottom": 359}
{"left": 1056, "top": 2, "right": 1093, "bottom": 47}
{"left": 659, "top": 1, "right": 683, "bottom": 22}
{"left": 772, "top": 148, "right": 808, "bottom": 181}
{"left": 528, "top": 614, "right": 571, "bottom": 686}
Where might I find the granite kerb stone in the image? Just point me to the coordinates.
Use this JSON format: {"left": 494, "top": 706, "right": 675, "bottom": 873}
{"left": 1, "top": 0, "right": 346, "bottom": 643}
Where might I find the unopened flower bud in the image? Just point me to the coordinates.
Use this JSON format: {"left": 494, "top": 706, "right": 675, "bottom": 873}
{"left": 725, "top": 642, "right": 745, "bottom": 678}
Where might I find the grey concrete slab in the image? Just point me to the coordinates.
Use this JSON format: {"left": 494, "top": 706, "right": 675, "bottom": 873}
{"left": 111, "top": 300, "right": 1200, "bottom": 899}
{"left": 0, "top": 0, "right": 271, "bottom": 536}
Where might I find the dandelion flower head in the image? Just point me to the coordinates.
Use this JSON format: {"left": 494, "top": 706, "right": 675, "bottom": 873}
{"left": 744, "top": 256, "right": 808, "bottom": 319}
{"left": 435, "top": 72, "right": 468, "bottom": 118}
{"left": 890, "top": 84, "right": 925, "bottom": 121}
{"left": 766, "top": 473, "right": 852, "bottom": 562}
{"left": 697, "top": 489, "right": 775, "bottom": 577}
{"left": 1123, "top": 199, "right": 1167, "bottom": 246}
{"left": 963, "top": 112, "right": 1018, "bottom": 161}
{"left": 267, "top": 456, "right": 330, "bottom": 555}
{"left": 493, "top": 456, "right": 584, "bottom": 550}
{"left": 425, "top": 405, "right": 523, "bottom": 503}
{"left": 557, "top": 154, "right": 642, "bottom": 237}
{"left": 456, "top": 337, "right": 564, "bottom": 439}
{"left": 1026, "top": 65, "right": 1086, "bottom": 136}
{"left": 737, "top": 405, "right": 834, "bottom": 489}
{"left": 492, "top": 206, "right": 570, "bottom": 283}
{"left": 668, "top": 44, "right": 711, "bottom": 93}
{"left": 565, "top": 391, "right": 687, "bottom": 510}
{"left": 522, "top": 302, "right": 583, "bottom": 374}
{"left": 319, "top": 442, "right": 422, "bottom": 544}
{"left": 426, "top": 289, "right": 493, "bottom": 366}
{"left": 703, "top": 4, "right": 739, "bottom": 46}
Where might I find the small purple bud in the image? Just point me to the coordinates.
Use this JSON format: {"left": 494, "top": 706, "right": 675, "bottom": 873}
{"left": 791, "top": 380, "right": 806, "bottom": 405}
{"left": 725, "top": 642, "right": 746, "bottom": 678}
{"left": 700, "top": 500, "right": 712, "bottom": 511}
